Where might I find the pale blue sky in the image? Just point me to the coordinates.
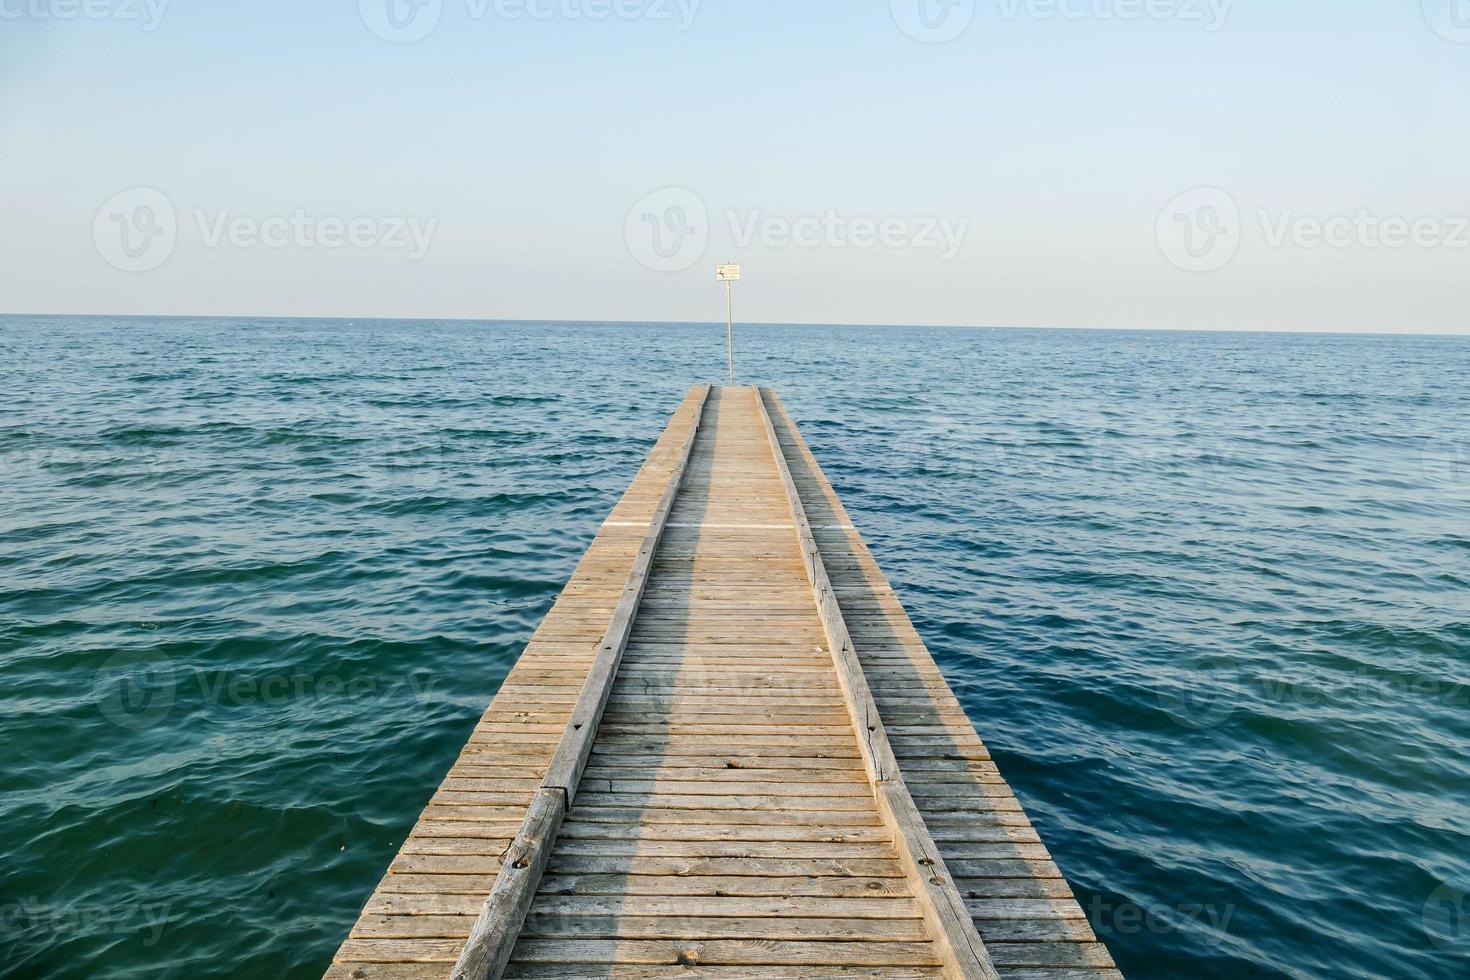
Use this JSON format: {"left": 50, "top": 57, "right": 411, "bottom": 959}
{"left": 2, "top": 1, "right": 1467, "bottom": 332}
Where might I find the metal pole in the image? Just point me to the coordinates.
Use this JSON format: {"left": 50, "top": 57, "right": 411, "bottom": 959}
{"left": 726, "top": 280, "right": 734, "bottom": 387}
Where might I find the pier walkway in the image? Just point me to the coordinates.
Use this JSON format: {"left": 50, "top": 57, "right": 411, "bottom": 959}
{"left": 327, "top": 386, "right": 1120, "bottom": 980}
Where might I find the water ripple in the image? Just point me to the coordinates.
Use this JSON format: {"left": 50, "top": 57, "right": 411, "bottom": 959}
{"left": 1, "top": 319, "right": 1467, "bottom": 979}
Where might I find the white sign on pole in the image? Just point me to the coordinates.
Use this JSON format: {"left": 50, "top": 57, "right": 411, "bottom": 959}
{"left": 718, "top": 264, "right": 740, "bottom": 385}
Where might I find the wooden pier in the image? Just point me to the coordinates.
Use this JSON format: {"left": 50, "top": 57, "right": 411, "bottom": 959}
{"left": 327, "top": 387, "right": 1121, "bottom": 980}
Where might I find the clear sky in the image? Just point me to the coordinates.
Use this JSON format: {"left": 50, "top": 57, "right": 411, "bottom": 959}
{"left": 2, "top": 0, "right": 1467, "bottom": 332}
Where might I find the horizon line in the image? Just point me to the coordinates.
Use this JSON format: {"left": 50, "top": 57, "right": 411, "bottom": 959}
{"left": 2, "top": 312, "right": 1467, "bottom": 340}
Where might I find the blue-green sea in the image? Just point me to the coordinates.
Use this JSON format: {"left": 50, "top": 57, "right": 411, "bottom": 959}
{"left": 1, "top": 317, "right": 1467, "bottom": 979}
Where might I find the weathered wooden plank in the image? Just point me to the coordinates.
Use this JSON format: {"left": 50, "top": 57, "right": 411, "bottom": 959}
{"left": 752, "top": 386, "right": 1000, "bottom": 980}
{"left": 370, "top": 893, "right": 918, "bottom": 919}
{"left": 506, "top": 937, "right": 944, "bottom": 967}
{"left": 517, "top": 914, "right": 927, "bottom": 941}
{"left": 536, "top": 874, "right": 912, "bottom": 898}
{"left": 546, "top": 852, "right": 899, "bottom": 875}
{"left": 502, "top": 968, "right": 944, "bottom": 980}
{"left": 447, "top": 387, "right": 712, "bottom": 980}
